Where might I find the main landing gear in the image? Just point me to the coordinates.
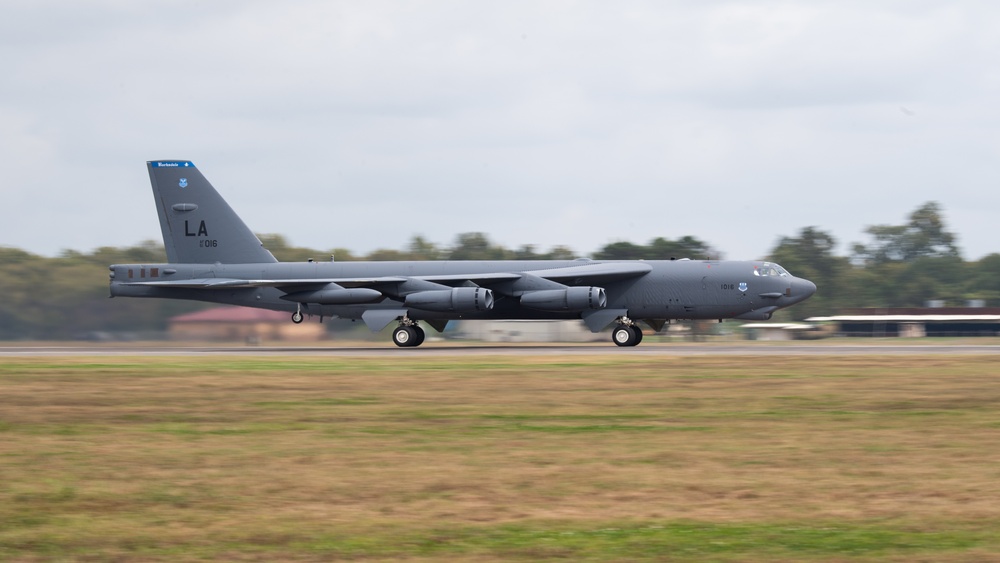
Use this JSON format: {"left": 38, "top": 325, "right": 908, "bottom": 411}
{"left": 392, "top": 318, "right": 425, "bottom": 348}
{"left": 612, "top": 317, "right": 643, "bottom": 347}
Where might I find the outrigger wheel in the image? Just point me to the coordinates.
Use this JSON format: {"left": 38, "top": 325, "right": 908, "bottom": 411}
{"left": 291, "top": 309, "right": 304, "bottom": 324}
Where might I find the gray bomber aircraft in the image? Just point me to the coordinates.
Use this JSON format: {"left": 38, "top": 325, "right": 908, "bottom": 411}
{"left": 109, "top": 161, "right": 816, "bottom": 347}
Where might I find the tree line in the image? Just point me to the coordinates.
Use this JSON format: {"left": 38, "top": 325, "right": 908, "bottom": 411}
{"left": 768, "top": 202, "right": 1000, "bottom": 321}
{"left": 0, "top": 201, "right": 996, "bottom": 339}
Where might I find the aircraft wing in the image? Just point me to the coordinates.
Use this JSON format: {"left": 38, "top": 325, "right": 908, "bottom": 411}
{"left": 383, "top": 262, "right": 651, "bottom": 288}
{"left": 121, "top": 262, "right": 650, "bottom": 291}
{"left": 413, "top": 262, "right": 651, "bottom": 284}
{"left": 121, "top": 273, "right": 518, "bottom": 289}
{"left": 121, "top": 277, "right": 407, "bottom": 289}
{"left": 520, "top": 262, "right": 652, "bottom": 283}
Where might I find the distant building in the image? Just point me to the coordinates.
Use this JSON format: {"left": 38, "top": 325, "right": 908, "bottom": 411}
{"left": 740, "top": 323, "right": 818, "bottom": 341}
{"left": 168, "top": 307, "right": 325, "bottom": 342}
{"left": 457, "top": 320, "right": 603, "bottom": 343}
{"left": 808, "top": 307, "right": 1000, "bottom": 337}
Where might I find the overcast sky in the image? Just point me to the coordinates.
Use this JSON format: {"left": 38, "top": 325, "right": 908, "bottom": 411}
{"left": 2, "top": 1, "right": 998, "bottom": 261}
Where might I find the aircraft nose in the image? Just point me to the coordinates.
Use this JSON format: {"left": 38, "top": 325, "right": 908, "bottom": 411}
{"left": 793, "top": 278, "right": 817, "bottom": 302}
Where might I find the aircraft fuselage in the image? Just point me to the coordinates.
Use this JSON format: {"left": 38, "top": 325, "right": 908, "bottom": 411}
{"left": 110, "top": 258, "right": 813, "bottom": 324}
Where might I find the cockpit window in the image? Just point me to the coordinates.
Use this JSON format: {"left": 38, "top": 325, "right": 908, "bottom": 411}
{"left": 754, "top": 262, "right": 791, "bottom": 277}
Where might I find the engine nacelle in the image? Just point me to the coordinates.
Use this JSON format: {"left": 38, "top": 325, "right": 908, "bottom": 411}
{"left": 404, "top": 287, "right": 494, "bottom": 312}
{"left": 519, "top": 287, "right": 607, "bottom": 312}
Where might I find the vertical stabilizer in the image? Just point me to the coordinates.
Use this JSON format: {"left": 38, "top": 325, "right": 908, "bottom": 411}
{"left": 147, "top": 161, "right": 277, "bottom": 264}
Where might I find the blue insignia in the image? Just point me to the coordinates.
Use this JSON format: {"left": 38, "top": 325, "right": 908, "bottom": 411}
{"left": 178, "top": 178, "right": 188, "bottom": 188}
{"left": 738, "top": 282, "right": 748, "bottom": 292}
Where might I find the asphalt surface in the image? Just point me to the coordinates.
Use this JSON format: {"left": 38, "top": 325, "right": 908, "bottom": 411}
{"left": 3, "top": 343, "right": 1000, "bottom": 357}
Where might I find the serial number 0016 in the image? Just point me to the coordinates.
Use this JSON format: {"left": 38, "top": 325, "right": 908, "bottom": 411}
{"left": 199, "top": 240, "right": 219, "bottom": 248}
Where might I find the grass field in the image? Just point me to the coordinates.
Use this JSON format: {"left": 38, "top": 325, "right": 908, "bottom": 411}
{"left": 2, "top": 354, "right": 1000, "bottom": 561}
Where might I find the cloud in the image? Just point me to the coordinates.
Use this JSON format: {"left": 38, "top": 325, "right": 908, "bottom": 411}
{"left": 1, "top": 1, "right": 999, "bottom": 260}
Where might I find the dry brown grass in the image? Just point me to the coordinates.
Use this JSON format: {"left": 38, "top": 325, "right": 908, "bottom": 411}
{"left": 1, "top": 355, "right": 999, "bottom": 561}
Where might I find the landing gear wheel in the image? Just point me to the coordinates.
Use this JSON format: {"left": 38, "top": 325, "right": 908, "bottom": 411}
{"left": 633, "top": 326, "right": 644, "bottom": 345}
{"left": 411, "top": 325, "right": 426, "bottom": 347}
{"left": 291, "top": 310, "right": 304, "bottom": 324}
{"left": 393, "top": 325, "right": 424, "bottom": 347}
{"left": 612, "top": 325, "right": 639, "bottom": 347}
{"left": 392, "top": 326, "right": 413, "bottom": 347}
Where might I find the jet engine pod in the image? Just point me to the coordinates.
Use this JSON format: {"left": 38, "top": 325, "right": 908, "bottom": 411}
{"left": 404, "top": 287, "right": 494, "bottom": 312}
{"left": 519, "top": 287, "right": 607, "bottom": 312}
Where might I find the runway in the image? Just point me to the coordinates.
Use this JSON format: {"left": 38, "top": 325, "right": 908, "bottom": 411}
{"left": 3, "top": 342, "right": 1000, "bottom": 356}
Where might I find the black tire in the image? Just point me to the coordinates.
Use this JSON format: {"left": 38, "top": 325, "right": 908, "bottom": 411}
{"left": 392, "top": 326, "right": 419, "bottom": 347}
{"left": 412, "top": 325, "right": 426, "bottom": 347}
{"left": 612, "top": 325, "right": 636, "bottom": 347}
{"left": 291, "top": 311, "right": 304, "bottom": 324}
{"left": 632, "top": 325, "right": 644, "bottom": 345}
